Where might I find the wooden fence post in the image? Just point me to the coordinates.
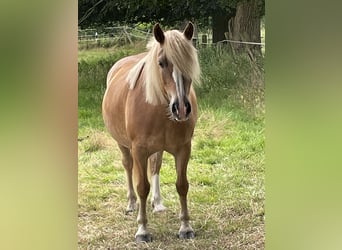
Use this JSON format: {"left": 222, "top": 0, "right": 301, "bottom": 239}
{"left": 202, "top": 34, "right": 207, "bottom": 48}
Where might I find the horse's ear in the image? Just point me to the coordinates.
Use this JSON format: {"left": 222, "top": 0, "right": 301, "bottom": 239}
{"left": 153, "top": 23, "right": 165, "bottom": 44}
{"left": 183, "top": 22, "right": 194, "bottom": 40}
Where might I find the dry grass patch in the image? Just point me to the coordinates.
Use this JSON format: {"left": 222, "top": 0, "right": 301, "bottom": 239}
{"left": 81, "top": 129, "right": 115, "bottom": 153}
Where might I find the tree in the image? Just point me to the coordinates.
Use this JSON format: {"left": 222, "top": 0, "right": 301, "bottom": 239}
{"left": 78, "top": 0, "right": 265, "bottom": 52}
{"left": 227, "top": 0, "right": 265, "bottom": 56}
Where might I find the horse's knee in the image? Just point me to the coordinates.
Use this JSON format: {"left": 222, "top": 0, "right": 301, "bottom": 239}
{"left": 122, "top": 157, "right": 132, "bottom": 169}
{"left": 137, "top": 180, "right": 150, "bottom": 199}
{"left": 176, "top": 179, "right": 189, "bottom": 196}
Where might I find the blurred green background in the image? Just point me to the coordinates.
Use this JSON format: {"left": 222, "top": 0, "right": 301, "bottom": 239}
{"left": 1, "top": 0, "right": 342, "bottom": 249}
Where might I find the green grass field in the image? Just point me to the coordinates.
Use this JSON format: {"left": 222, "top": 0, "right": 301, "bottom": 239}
{"left": 78, "top": 44, "right": 265, "bottom": 249}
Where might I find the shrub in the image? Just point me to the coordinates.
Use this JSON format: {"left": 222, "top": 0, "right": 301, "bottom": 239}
{"left": 197, "top": 46, "right": 264, "bottom": 117}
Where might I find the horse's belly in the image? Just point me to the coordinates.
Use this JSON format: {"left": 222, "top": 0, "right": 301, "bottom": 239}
{"left": 102, "top": 83, "right": 131, "bottom": 148}
{"left": 103, "top": 110, "right": 130, "bottom": 148}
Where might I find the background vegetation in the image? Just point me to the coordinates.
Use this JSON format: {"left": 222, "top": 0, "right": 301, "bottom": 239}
{"left": 78, "top": 39, "right": 265, "bottom": 248}
{"left": 79, "top": 0, "right": 265, "bottom": 44}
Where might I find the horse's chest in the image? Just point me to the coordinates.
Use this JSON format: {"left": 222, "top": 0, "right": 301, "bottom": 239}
{"left": 126, "top": 100, "right": 196, "bottom": 151}
{"left": 165, "top": 126, "right": 193, "bottom": 143}
{"left": 127, "top": 121, "right": 194, "bottom": 151}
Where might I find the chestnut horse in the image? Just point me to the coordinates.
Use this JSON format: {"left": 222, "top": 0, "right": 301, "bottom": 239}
{"left": 102, "top": 22, "right": 200, "bottom": 242}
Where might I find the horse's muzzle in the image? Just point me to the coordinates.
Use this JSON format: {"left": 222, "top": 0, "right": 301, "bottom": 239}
{"left": 171, "top": 97, "right": 191, "bottom": 121}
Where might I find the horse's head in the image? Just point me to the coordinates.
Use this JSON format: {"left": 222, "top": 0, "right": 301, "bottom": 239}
{"left": 153, "top": 22, "right": 199, "bottom": 122}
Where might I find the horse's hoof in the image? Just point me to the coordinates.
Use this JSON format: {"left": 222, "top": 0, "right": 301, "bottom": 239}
{"left": 125, "top": 208, "right": 134, "bottom": 215}
{"left": 152, "top": 204, "right": 167, "bottom": 213}
{"left": 135, "top": 234, "right": 153, "bottom": 243}
{"left": 125, "top": 202, "right": 137, "bottom": 214}
{"left": 178, "top": 231, "right": 195, "bottom": 240}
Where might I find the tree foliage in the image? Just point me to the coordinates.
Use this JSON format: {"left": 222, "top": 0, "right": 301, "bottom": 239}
{"left": 78, "top": 0, "right": 264, "bottom": 28}
{"left": 78, "top": 0, "right": 265, "bottom": 49}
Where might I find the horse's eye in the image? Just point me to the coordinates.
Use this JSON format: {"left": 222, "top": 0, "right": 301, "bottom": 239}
{"left": 158, "top": 59, "right": 168, "bottom": 68}
{"left": 158, "top": 61, "right": 164, "bottom": 68}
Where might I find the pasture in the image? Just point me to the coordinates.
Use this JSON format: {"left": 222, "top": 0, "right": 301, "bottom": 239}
{"left": 78, "top": 44, "right": 265, "bottom": 249}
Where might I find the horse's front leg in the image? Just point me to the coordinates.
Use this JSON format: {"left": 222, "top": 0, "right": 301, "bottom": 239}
{"left": 175, "top": 143, "right": 195, "bottom": 239}
{"left": 132, "top": 146, "right": 152, "bottom": 242}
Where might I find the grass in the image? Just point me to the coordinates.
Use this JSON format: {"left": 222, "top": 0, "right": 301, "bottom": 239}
{"left": 78, "top": 44, "right": 265, "bottom": 249}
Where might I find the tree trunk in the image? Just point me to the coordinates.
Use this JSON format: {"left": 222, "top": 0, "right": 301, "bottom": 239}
{"left": 212, "top": 12, "right": 230, "bottom": 43}
{"left": 228, "top": 0, "right": 262, "bottom": 56}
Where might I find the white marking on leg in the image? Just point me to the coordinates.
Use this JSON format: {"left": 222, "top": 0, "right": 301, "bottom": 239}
{"left": 135, "top": 224, "right": 149, "bottom": 237}
{"left": 151, "top": 174, "right": 166, "bottom": 212}
{"left": 179, "top": 220, "right": 193, "bottom": 234}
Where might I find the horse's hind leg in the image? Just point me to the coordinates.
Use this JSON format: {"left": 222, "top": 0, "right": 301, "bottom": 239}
{"left": 149, "top": 151, "right": 166, "bottom": 212}
{"left": 118, "top": 144, "right": 137, "bottom": 213}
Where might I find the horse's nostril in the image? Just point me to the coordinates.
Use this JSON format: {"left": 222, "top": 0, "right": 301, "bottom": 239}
{"left": 185, "top": 100, "right": 191, "bottom": 115}
{"left": 172, "top": 101, "right": 178, "bottom": 114}
{"left": 171, "top": 99, "right": 191, "bottom": 121}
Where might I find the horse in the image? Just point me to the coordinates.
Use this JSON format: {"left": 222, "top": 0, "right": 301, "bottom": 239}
{"left": 102, "top": 22, "right": 200, "bottom": 242}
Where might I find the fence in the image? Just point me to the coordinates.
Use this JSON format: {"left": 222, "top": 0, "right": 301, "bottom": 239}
{"left": 78, "top": 26, "right": 264, "bottom": 51}
{"left": 78, "top": 26, "right": 152, "bottom": 42}
{"left": 78, "top": 26, "right": 212, "bottom": 47}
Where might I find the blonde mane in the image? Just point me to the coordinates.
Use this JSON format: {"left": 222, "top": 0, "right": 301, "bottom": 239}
{"left": 126, "top": 29, "right": 201, "bottom": 105}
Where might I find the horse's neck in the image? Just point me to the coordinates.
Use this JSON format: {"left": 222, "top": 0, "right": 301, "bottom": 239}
{"left": 127, "top": 58, "right": 146, "bottom": 90}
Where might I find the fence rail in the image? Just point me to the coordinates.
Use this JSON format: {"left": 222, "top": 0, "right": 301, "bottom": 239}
{"left": 78, "top": 26, "right": 152, "bottom": 42}
{"left": 78, "top": 26, "right": 265, "bottom": 48}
